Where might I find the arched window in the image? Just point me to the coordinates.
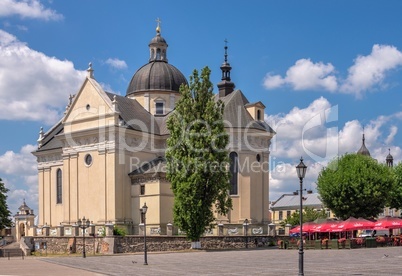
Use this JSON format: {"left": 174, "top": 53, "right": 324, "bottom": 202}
{"left": 229, "top": 152, "right": 238, "bottom": 195}
{"left": 56, "top": 169, "right": 62, "bottom": 204}
{"left": 156, "top": 48, "right": 161, "bottom": 60}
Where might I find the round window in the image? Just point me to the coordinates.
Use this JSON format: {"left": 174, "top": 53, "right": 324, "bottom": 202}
{"left": 85, "top": 154, "right": 93, "bottom": 166}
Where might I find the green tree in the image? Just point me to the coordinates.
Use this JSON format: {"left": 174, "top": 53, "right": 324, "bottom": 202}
{"left": 280, "top": 206, "right": 327, "bottom": 228}
{"left": 389, "top": 162, "right": 402, "bottom": 210}
{"left": 0, "top": 178, "right": 12, "bottom": 229}
{"left": 316, "top": 153, "right": 393, "bottom": 220}
{"left": 166, "top": 67, "right": 232, "bottom": 247}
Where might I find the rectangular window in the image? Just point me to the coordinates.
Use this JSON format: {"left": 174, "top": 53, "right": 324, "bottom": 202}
{"left": 155, "top": 102, "right": 164, "bottom": 115}
{"left": 56, "top": 169, "right": 62, "bottom": 204}
{"left": 229, "top": 152, "right": 238, "bottom": 195}
{"left": 286, "top": 211, "right": 291, "bottom": 218}
{"left": 279, "top": 211, "right": 283, "bottom": 220}
{"left": 140, "top": 185, "right": 145, "bottom": 195}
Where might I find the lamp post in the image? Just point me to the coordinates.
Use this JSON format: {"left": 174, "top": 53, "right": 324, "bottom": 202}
{"left": 296, "top": 157, "right": 307, "bottom": 276}
{"left": 140, "top": 203, "right": 148, "bottom": 265}
{"left": 77, "top": 216, "right": 90, "bottom": 258}
{"left": 243, "top": 219, "right": 249, "bottom": 249}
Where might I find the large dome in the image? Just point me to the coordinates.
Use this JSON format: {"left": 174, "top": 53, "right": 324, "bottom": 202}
{"left": 126, "top": 27, "right": 187, "bottom": 96}
{"left": 126, "top": 61, "right": 187, "bottom": 95}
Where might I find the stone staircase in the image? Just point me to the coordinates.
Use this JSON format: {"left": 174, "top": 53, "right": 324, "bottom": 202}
{"left": 0, "top": 242, "right": 24, "bottom": 258}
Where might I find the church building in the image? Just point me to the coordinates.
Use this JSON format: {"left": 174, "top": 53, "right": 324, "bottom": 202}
{"left": 32, "top": 23, "right": 275, "bottom": 235}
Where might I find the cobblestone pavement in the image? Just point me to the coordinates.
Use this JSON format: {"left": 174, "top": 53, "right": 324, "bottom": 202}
{"left": 1, "top": 247, "right": 402, "bottom": 275}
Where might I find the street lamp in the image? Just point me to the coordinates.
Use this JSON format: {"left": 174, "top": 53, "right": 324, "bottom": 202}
{"left": 77, "top": 216, "right": 90, "bottom": 258}
{"left": 243, "top": 219, "right": 249, "bottom": 249}
{"left": 296, "top": 157, "right": 307, "bottom": 276}
{"left": 140, "top": 202, "right": 148, "bottom": 265}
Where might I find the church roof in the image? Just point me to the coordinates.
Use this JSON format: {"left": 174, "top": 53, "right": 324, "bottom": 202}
{"left": 126, "top": 61, "right": 187, "bottom": 95}
{"left": 357, "top": 133, "right": 371, "bottom": 157}
{"left": 15, "top": 200, "right": 34, "bottom": 216}
{"left": 34, "top": 25, "right": 274, "bottom": 154}
{"left": 271, "top": 193, "right": 323, "bottom": 210}
{"left": 35, "top": 119, "right": 64, "bottom": 151}
{"left": 128, "top": 156, "right": 166, "bottom": 176}
{"left": 105, "top": 92, "right": 165, "bottom": 135}
{"left": 386, "top": 149, "right": 393, "bottom": 161}
{"left": 217, "top": 90, "right": 275, "bottom": 134}
{"left": 126, "top": 25, "right": 187, "bottom": 96}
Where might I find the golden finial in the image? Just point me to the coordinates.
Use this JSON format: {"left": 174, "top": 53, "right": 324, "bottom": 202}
{"left": 156, "top": 17, "right": 161, "bottom": 34}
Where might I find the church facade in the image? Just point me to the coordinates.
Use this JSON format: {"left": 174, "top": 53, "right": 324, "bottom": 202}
{"left": 32, "top": 24, "right": 275, "bottom": 235}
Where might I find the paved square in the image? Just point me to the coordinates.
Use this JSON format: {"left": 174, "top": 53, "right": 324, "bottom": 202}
{"left": 1, "top": 247, "right": 402, "bottom": 275}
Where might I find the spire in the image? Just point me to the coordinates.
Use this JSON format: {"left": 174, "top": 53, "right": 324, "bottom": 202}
{"left": 156, "top": 17, "right": 161, "bottom": 34}
{"left": 148, "top": 18, "right": 168, "bottom": 62}
{"left": 357, "top": 133, "right": 371, "bottom": 157}
{"left": 217, "top": 39, "right": 235, "bottom": 97}
{"left": 386, "top": 148, "right": 394, "bottom": 167}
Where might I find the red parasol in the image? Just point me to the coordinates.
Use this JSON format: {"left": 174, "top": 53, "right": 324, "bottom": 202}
{"left": 315, "top": 220, "right": 342, "bottom": 232}
{"left": 374, "top": 216, "right": 402, "bottom": 229}
{"left": 289, "top": 222, "right": 318, "bottom": 234}
{"left": 336, "top": 217, "right": 375, "bottom": 231}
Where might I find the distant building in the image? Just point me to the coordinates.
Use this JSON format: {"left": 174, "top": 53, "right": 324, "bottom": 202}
{"left": 270, "top": 191, "right": 333, "bottom": 235}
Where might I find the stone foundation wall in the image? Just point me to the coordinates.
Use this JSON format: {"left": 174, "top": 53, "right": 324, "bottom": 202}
{"left": 29, "top": 235, "right": 276, "bottom": 255}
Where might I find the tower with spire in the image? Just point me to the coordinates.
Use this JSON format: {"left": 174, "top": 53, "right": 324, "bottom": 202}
{"left": 217, "top": 39, "right": 235, "bottom": 97}
{"left": 386, "top": 148, "right": 394, "bottom": 167}
{"left": 357, "top": 133, "right": 371, "bottom": 157}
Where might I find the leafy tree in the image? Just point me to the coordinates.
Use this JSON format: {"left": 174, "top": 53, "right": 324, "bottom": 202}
{"left": 0, "top": 178, "right": 12, "bottom": 229}
{"left": 166, "top": 67, "right": 232, "bottom": 247}
{"left": 389, "top": 162, "right": 402, "bottom": 210}
{"left": 316, "top": 153, "right": 393, "bottom": 220}
{"left": 280, "top": 206, "right": 327, "bottom": 228}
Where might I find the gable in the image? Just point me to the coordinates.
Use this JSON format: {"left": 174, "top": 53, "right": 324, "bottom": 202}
{"left": 63, "top": 78, "right": 115, "bottom": 133}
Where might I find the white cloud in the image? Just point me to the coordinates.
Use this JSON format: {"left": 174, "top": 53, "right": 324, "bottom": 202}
{"left": 341, "top": 45, "right": 402, "bottom": 97}
{"left": 266, "top": 97, "right": 402, "bottom": 200}
{"left": 0, "top": 30, "right": 86, "bottom": 124}
{"left": 0, "top": 145, "right": 38, "bottom": 214}
{"left": 0, "top": 144, "right": 37, "bottom": 175}
{"left": 0, "top": 0, "right": 63, "bottom": 21}
{"left": 262, "top": 74, "right": 284, "bottom": 89}
{"left": 263, "top": 44, "right": 402, "bottom": 98}
{"left": 385, "top": 125, "right": 398, "bottom": 145}
{"left": 105, "top": 58, "right": 127, "bottom": 70}
{"left": 266, "top": 96, "right": 333, "bottom": 160}
{"left": 269, "top": 160, "right": 321, "bottom": 201}
{"left": 263, "top": 59, "right": 338, "bottom": 91}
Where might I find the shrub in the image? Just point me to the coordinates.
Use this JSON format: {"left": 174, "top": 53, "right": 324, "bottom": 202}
{"left": 113, "top": 226, "right": 126, "bottom": 237}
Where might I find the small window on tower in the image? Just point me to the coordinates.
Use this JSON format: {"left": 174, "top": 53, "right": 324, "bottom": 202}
{"left": 156, "top": 48, "right": 161, "bottom": 60}
{"left": 155, "top": 102, "right": 164, "bottom": 115}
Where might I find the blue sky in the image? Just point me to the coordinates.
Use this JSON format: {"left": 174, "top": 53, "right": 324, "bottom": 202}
{"left": 1, "top": 0, "right": 402, "bottom": 215}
